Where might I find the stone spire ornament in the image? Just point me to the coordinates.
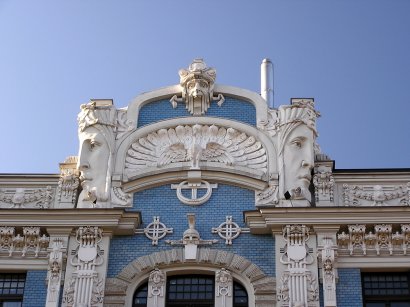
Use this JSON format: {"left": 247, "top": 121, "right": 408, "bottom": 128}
{"left": 170, "top": 59, "right": 225, "bottom": 115}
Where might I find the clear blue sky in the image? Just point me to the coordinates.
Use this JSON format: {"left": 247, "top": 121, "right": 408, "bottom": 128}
{"left": 1, "top": 0, "right": 409, "bottom": 173}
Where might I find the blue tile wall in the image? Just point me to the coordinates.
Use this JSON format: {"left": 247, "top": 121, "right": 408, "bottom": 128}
{"left": 336, "top": 268, "right": 363, "bottom": 307}
{"left": 22, "top": 270, "right": 48, "bottom": 307}
{"left": 108, "top": 184, "right": 275, "bottom": 278}
{"left": 137, "top": 97, "right": 256, "bottom": 127}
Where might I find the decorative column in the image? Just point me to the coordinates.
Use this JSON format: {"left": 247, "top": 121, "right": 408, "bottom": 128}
{"left": 62, "top": 226, "right": 110, "bottom": 307}
{"left": 46, "top": 235, "right": 68, "bottom": 307}
{"left": 316, "top": 230, "right": 338, "bottom": 307}
{"left": 276, "top": 225, "right": 319, "bottom": 307}
{"left": 215, "top": 268, "right": 233, "bottom": 307}
{"left": 313, "top": 157, "right": 334, "bottom": 207}
{"left": 56, "top": 156, "right": 80, "bottom": 209}
{"left": 147, "top": 268, "right": 165, "bottom": 307}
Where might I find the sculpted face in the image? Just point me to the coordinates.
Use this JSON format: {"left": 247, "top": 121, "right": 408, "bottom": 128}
{"left": 283, "top": 124, "right": 314, "bottom": 199}
{"left": 186, "top": 78, "right": 209, "bottom": 99}
{"left": 77, "top": 126, "right": 110, "bottom": 204}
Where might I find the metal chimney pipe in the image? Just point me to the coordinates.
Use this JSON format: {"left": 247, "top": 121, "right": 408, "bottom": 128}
{"left": 261, "top": 58, "right": 274, "bottom": 108}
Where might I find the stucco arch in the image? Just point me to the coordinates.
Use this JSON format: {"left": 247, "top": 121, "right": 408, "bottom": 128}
{"left": 124, "top": 84, "right": 268, "bottom": 129}
{"left": 104, "top": 248, "right": 276, "bottom": 307}
{"left": 114, "top": 117, "right": 277, "bottom": 185}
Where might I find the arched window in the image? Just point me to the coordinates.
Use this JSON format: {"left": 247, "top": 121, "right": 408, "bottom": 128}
{"left": 132, "top": 274, "right": 249, "bottom": 307}
{"left": 132, "top": 282, "right": 148, "bottom": 307}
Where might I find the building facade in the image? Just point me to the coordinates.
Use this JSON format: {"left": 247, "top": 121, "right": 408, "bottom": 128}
{"left": 0, "top": 59, "right": 409, "bottom": 307}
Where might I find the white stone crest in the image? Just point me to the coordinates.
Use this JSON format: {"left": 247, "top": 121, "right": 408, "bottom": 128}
{"left": 171, "top": 180, "right": 217, "bottom": 206}
{"left": 212, "top": 216, "right": 250, "bottom": 245}
{"left": 135, "top": 216, "right": 173, "bottom": 245}
{"left": 125, "top": 124, "right": 268, "bottom": 177}
{"left": 278, "top": 225, "right": 319, "bottom": 307}
{"left": 166, "top": 213, "right": 218, "bottom": 260}
{"left": 62, "top": 226, "right": 105, "bottom": 307}
{"left": 170, "top": 59, "right": 224, "bottom": 115}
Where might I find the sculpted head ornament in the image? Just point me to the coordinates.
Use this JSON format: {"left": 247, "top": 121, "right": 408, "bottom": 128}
{"left": 78, "top": 101, "right": 117, "bottom": 132}
{"left": 172, "top": 59, "right": 224, "bottom": 115}
{"left": 77, "top": 100, "right": 117, "bottom": 208}
{"left": 275, "top": 99, "right": 320, "bottom": 203}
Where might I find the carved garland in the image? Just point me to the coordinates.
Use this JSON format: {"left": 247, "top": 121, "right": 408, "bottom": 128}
{"left": 0, "top": 187, "right": 54, "bottom": 209}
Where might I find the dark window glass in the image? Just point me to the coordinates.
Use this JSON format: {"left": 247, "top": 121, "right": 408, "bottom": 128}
{"left": 233, "top": 281, "right": 248, "bottom": 307}
{"left": 132, "top": 282, "right": 148, "bottom": 307}
{"left": 166, "top": 275, "right": 214, "bottom": 307}
{"left": 0, "top": 273, "right": 25, "bottom": 307}
{"left": 362, "top": 272, "right": 410, "bottom": 307}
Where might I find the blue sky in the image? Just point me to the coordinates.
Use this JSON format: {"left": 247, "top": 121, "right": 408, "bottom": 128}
{"left": 0, "top": 0, "right": 409, "bottom": 173}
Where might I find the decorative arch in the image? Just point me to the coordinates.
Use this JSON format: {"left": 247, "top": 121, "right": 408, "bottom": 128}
{"left": 124, "top": 84, "right": 268, "bottom": 130}
{"left": 104, "top": 248, "right": 276, "bottom": 307}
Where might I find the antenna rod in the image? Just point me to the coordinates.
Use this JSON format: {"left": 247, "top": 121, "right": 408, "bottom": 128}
{"left": 261, "top": 58, "right": 274, "bottom": 108}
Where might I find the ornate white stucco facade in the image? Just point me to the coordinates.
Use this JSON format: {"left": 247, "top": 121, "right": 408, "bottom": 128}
{"left": 0, "top": 59, "right": 409, "bottom": 307}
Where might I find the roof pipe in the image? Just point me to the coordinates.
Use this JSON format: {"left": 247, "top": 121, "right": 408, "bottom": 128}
{"left": 261, "top": 58, "right": 274, "bottom": 108}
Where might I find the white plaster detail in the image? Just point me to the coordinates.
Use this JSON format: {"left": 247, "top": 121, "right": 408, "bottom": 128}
{"left": 105, "top": 248, "right": 275, "bottom": 307}
{"left": 0, "top": 226, "right": 49, "bottom": 258}
{"left": 337, "top": 224, "right": 410, "bottom": 256}
{"left": 212, "top": 216, "right": 250, "bottom": 245}
{"left": 0, "top": 186, "right": 54, "bottom": 209}
{"left": 110, "top": 186, "right": 132, "bottom": 207}
{"left": 166, "top": 213, "right": 218, "bottom": 260}
{"left": 148, "top": 268, "right": 165, "bottom": 307}
{"left": 62, "top": 226, "right": 105, "bottom": 307}
{"left": 124, "top": 124, "right": 268, "bottom": 177}
{"left": 171, "top": 179, "right": 217, "bottom": 206}
{"left": 170, "top": 59, "right": 224, "bottom": 116}
{"left": 313, "top": 165, "right": 334, "bottom": 204}
{"left": 261, "top": 99, "right": 319, "bottom": 204}
{"left": 46, "top": 238, "right": 67, "bottom": 307}
{"left": 135, "top": 216, "right": 173, "bottom": 245}
{"left": 317, "top": 237, "right": 337, "bottom": 307}
{"left": 215, "top": 268, "right": 233, "bottom": 307}
{"left": 277, "top": 225, "right": 319, "bottom": 307}
{"left": 77, "top": 100, "right": 117, "bottom": 208}
{"left": 57, "top": 156, "right": 80, "bottom": 208}
{"left": 255, "top": 180, "right": 279, "bottom": 206}
{"left": 342, "top": 183, "right": 410, "bottom": 207}
{"left": 337, "top": 224, "right": 366, "bottom": 255}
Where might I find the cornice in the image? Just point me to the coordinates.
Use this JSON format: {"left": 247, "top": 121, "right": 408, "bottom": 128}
{"left": 244, "top": 207, "right": 410, "bottom": 234}
{"left": 0, "top": 174, "right": 60, "bottom": 186}
{"left": 122, "top": 170, "right": 267, "bottom": 193}
{"left": 0, "top": 209, "right": 141, "bottom": 235}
